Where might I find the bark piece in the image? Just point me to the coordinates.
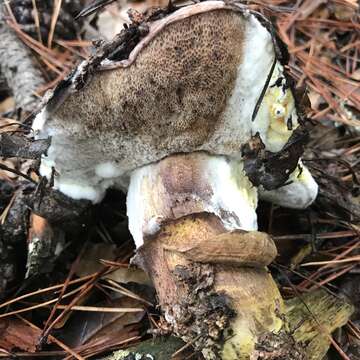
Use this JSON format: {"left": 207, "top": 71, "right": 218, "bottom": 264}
{"left": 0, "top": 236, "right": 17, "bottom": 295}
{"left": 27, "top": 186, "right": 91, "bottom": 225}
{"left": 0, "top": 187, "right": 29, "bottom": 294}
{"left": 0, "top": 133, "right": 50, "bottom": 159}
{"left": 0, "top": 318, "right": 42, "bottom": 352}
{"left": 242, "top": 128, "right": 309, "bottom": 191}
{"left": 1, "top": 188, "right": 29, "bottom": 244}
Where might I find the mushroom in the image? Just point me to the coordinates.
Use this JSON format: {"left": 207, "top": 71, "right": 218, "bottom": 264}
{"left": 32, "top": 1, "right": 320, "bottom": 358}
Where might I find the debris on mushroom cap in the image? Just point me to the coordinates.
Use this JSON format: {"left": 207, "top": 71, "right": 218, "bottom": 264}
{"left": 259, "top": 160, "right": 319, "bottom": 209}
{"left": 32, "top": 0, "right": 316, "bottom": 205}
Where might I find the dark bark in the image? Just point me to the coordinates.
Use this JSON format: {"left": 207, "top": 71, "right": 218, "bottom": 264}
{"left": 0, "top": 237, "right": 17, "bottom": 295}
{"left": 0, "top": 134, "right": 50, "bottom": 159}
{"left": 0, "top": 188, "right": 29, "bottom": 295}
{"left": 1, "top": 188, "right": 29, "bottom": 245}
{"left": 26, "top": 186, "right": 91, "bottom": 225}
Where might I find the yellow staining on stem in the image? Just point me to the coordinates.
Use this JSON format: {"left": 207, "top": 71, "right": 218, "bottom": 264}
{"left": 230, "top": 160, "right": 258, "bottom": 209}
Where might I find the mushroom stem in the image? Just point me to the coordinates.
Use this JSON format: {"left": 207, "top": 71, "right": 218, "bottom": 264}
{"left": 127, "top": 153, "right": 290, "bottom": 359}
{"left": 127, "top": 152, "right": 259, "bottom": 248}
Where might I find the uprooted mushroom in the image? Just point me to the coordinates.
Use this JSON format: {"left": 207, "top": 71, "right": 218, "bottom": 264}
{"left": 31, "top": 1, "right": 352, "bottom": 359}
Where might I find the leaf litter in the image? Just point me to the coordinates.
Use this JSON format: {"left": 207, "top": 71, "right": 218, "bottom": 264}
{"left": 0, "top": 0, "right": 359, "bottom": 358}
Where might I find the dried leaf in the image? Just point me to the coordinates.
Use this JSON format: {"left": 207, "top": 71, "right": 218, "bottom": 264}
{"left": 0, "top": 158, "right": 17, "bottom": 181}
{"left": 60, "top": 297, "right": 144, "bottom": 348}
{"left": 76, "top": 243, "right": 151, "bottom": 285}
{"left": 0, "top": 98, "right": 15, "bottom": 113}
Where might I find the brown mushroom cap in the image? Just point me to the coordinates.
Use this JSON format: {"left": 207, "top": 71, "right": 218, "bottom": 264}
{"left": 33, "top": 1, "right": 310, "bottom": 203}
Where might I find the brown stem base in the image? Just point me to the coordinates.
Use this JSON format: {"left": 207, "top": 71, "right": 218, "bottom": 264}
{"left": 134, "top": 213, "right": 288, "bottom": 359}
{"left": 127, "top": 153, "right": 351, "bottom": 359}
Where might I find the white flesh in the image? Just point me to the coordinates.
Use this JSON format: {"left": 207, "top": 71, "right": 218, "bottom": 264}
{"left": 259, "top": 162, "right": 318, "bottom": 209}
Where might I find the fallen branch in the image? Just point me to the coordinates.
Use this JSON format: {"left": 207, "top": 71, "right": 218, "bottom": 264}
{"left": 0, "top": 5, "right": 45, "bottom": 113}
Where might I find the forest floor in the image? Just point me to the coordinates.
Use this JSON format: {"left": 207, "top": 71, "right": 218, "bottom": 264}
{"left": 0, "top": 0, "right": 359, "bottom": 359}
